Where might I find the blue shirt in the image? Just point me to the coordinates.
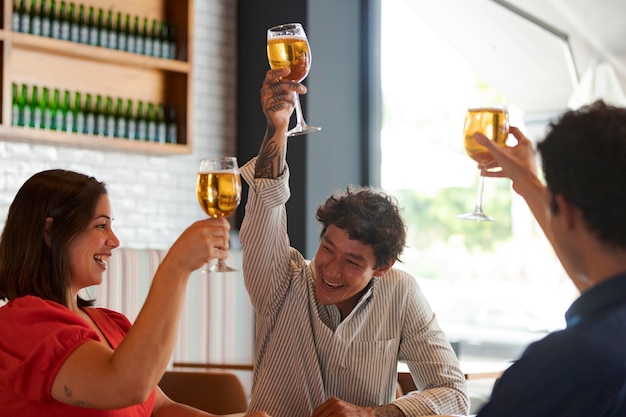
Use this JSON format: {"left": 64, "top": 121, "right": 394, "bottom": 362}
{"left": 477, "top": 272, "right": 626, "bottom": 417}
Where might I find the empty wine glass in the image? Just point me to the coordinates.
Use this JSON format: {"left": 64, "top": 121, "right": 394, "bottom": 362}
{"left": 458, "top": 105, "right": 509, "bottom": 222}
{"left": 196, "top": 157, "right": 241, "bottom": 273}
{"left": 267, "top": 22, "right": 321, "bottom": 137}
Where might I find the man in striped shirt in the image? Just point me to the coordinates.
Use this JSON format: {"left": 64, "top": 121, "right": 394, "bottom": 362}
{"left": 239, "top": 68, "right": 469, "bottom": 417}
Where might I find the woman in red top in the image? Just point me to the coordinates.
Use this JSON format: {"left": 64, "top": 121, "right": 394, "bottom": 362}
{"left": 0, "top": 169, "right": 268, "bottom": 417}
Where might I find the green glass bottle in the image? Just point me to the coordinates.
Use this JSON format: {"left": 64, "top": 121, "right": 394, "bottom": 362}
{"left": 40, "top": 0, "right": 50, "bottom": 37}
{"left": 116, "top": 13, "right": 127, "bottom": 51}
{"left": 156, "top": 103, "right": 167, "bottom": 143}
{"left": 104, "top": 96, "right": 115, "bottom": 138}
{"left": 106, "top": 10, "right": 116, "bottom": 49}
{"left": 30, "top": 0, "right": 41, "bottom": 35}
{"left": 146, "top": 102, "right": 156, "bottom": 141}
{"left": 114, "top": 98, "right": 125, "bottom": 138}
{"left": 97, "top": 8, "right": 107, "bottom": 48}
{"left": 23, "top": 85, "right": 34, "bottom": 128}
{"left": 69, "top": 2, "right": 79, "bottom": 42}
{"left": 94, "top": 94, "right": 105, "bottom": 136}
{"left": 73, "top": 91, "right": 84, "bottom": 133}
{"left": 136, "top": 100, "right": 146, "bottom": 140}
{"left": 87, "top": 6, "right": 97, "bottom": 46}
{"left": 11, "top": 83, "right": 20, "bottom": 126}
{"left": 13, "top": 0, "right": 22, "bottom": 32}
{"left": 159, "top": 21, "right": 170, "bottom": 59}
{"left": 166, "top": 103, "right": 177, "bottom": 144}
{"left": 127, "top": 15, "right": 139, "bottom": 53}
{"left": 58, "top": 1, "right": 69, "bottom": 40}
{"left": 49, "top": 0, "right": 59, "bottom": 38}
{"left": 77, "top": 4, "right": 87, "bottom": 43}
{"left": 84, "top": 93, "right": 95, "bottom": 135}
{"left": 34, "top": 86, "right": 49, "bottom": 130}
{"left": 47, "top": 88, "right": 60, "bottom": 130}
{"left": 20, "top": 0, "right": 31, "bottom": 33}
{"left": 125, "top": 99, "right": 136, "bottom": 139}
{"left": 150, "top": 19, "right": 161, "bottom": 57}
{"left": 136, "top": 17, "right": 148, "bottom": 55}
{"left": 23, "top": 0, "right": 35, "bottom": 34}
{"left": 62, "top": 90, "right": 72, "bottom": 133}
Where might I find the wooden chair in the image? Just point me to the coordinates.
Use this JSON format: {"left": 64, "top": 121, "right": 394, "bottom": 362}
{"left": 158, "top": 370, "right": 249, "bottom": 414}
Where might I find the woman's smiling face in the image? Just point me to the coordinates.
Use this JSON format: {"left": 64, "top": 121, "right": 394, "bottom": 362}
{"left": 67, "top": 194, "right": 120, "bottom": 293}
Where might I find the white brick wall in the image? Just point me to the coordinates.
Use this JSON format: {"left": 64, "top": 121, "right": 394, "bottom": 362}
{"left": 0, "top": 0, "right": 237, "bottom": 249}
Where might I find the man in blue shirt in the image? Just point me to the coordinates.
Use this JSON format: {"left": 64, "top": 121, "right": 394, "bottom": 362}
{"left": 465, "top": 100, "right": 626, "bottom": 416}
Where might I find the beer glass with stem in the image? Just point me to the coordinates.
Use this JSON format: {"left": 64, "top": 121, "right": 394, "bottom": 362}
{"left": 196, "top": 156, "right": 242, "bottom": 273}
{"left": 267, "top": 22, "right": 321, "bottom": 137}
{"left": 458, "top": 105, "right": 509, "bottom": 221}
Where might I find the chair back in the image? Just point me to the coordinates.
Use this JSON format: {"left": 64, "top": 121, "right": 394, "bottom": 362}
{"left": 159, "top": 370, "right": 248, "bottom": 414}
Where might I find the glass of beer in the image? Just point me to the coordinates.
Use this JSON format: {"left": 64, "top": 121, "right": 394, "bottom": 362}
{"left": 196, "top": 156, "right": 242, "bottom": 273}
{"left": 267, "top": 22, "right": 321, "bottom": 137}
{"left": 458, "top": 105, "right": 509, "bottom": 221}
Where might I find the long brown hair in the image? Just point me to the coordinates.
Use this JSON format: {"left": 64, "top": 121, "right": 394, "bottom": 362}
{"left": 0, "top": 169, "right": 107, "bottom": 307}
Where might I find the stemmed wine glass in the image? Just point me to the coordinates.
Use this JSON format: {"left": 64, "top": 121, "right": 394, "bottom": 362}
{"left": 196, "top": 156, "right": 242, "bottom": 273}
{"left": 458, "top": 105, "right": 509, "bottom": 222}
{"left": 267, "top": 22, "right": 321, "bottom": 137}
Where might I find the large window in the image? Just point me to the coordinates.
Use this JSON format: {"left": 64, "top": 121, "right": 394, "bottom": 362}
{"left": 381, "top": 0, "right": 577, "bottom": 365}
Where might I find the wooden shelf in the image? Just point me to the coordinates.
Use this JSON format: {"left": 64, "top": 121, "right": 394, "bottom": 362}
{"left": 0, "top": 0, "right": 194, "bottom": 154}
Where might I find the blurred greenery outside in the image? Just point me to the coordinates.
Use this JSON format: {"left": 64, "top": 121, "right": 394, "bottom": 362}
{"left": 380, "top": 0, "right": 576, "bottom": 349}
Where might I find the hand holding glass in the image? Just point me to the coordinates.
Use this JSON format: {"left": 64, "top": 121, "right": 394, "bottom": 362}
{"left": 196, "top": 157, "right": 241, "bottom": 273}
{"left": 458, "top": 106, "right": 509, "bottom": 221}
{"left": 267, "top": 22, "right": 321, "bottom": 137}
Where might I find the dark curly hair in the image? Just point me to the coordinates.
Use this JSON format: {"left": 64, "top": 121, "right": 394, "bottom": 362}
{"left": 315, "top": 185, "right": 407, "bottom": 268}
{"left": 538, "top": 100, "right": 626, "bottom": 248}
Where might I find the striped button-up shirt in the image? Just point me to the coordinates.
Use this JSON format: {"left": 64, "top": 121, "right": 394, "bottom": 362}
{"left": 240, "top": 158, "right": 469, "bottom": 417}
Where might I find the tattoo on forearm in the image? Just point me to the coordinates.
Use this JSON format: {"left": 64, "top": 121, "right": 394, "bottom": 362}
{"left": 64, "top": 385, "right": 95, "bottom": 408}
{"left": 256, "top": 140, "right": 283, "bottom": 178}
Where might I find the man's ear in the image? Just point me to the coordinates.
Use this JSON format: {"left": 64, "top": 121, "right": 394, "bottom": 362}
{"left": 44, "top": 217, "right": 53, "bottom": 247}
{"left": 553, "top": 194, "right": 577, "bottom": 229}
{"left": 373, "top": 260, "right": 395, "bottom": 277}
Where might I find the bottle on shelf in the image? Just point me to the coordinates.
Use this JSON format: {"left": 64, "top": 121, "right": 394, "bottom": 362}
{"left": 87, "top": 6, "right": 98, "bottom": 46}
{"left": 106, "top": 10, "right": 117, "bottom": 50}
{"left": 117, "top": 13, "right": 128, "bottom": 52}
{"left": 97, "top": 8, "right": 108, "bottom": 48}
{"left": 23, "top": 85, "right": 34, "bottom": 128}
{"left": 136, "top": 100, "right": 146, "bottom": 140}
{"left": 114, "top": 98, "right": 126, "bottom": 138}
{"left": 125, "top": 99, "right": 136, "bottom": 140}
{"left": 156, "top": 103, "right": 167, "bottom": 144}
{"left": 77, "top": 4, "right": 88, "bottom": 43}
{"left": 13, "top": 0, "right": 23, "bottom": 32}
{"left": 40, "top": 0, "right": 51, "bottom": 37}
{"left": 47, "top": 88, "right": 60, "bottom": 130}
{"left": 62, "top": 90, "right": 73, "bottom": 134}
{"left": 127, "top": 15, "right": 139, "bottom": 54}
{"left": 142, "top": 17, "right": 152, "bottom": 57}
{"left": 33, "top": 86, "right": 49, "bottom": 130}
{"left": 11, "top": 83, "right": 21, "bottom": 127}
{"left": 73, "top": 91, "right": 84, "bottom": 134}
{"left": 84, "top": 93, "right": 95, "bottom": 135}
{"left": 95, "top": 94, "right": 105, "bottom": 136}
{"left": 105, "top": 96, "right": 115, "bottom": 138}
{"left": 146, "top": 102, "right": 157, "bottom": 141}
{"left": 58, "top": 0, "right": 69, "bottom": 40}
{"left": 30, "top": 0, "right": 41, "bottom": 36}
{"left": 20, "top": 0, "right": 35, "bottom": 33}
{"left": 166, "top": 103, "right": 177, "bottom": 144}
{"left": 69, "top": 2, "right": 79, "bottom": 42}
{"left": 136, "top": 17, "right": 147, "bottom": 55}
{"left": 167, "top": 23, "right": 177, "bottom": 60}
{"left": 151, "top": 19, "right": 161, "bottom": 57}
{"left": 50, "top": 0, "right": 60, "bottom": 39}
